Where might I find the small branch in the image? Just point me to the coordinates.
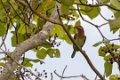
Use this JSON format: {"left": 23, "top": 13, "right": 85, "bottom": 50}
{"left": 60, "top": 65, "right": 67, "bottom": 80}
{"left": 54, "top": 70, "right": 89, "bottom": 80}
{"left": 98, "top": 23, "right": 108, "bottom": 28}
{"left": 74, "top": 2, "right": 120, "bottom": 11}
{"left": 104, "top": 37, "right": 120, "bottom": 42}
{"left": 99, "top": 11, "right": 109, "bottom": 21}
{"left": 50, "top": 73, "right": 53, "bottom": 80}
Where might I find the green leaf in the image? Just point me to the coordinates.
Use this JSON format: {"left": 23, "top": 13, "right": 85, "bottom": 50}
{"left": 110, "top": 0, "right": 120, "bottom": 9}
{"left": 104, "top": 54, "right": 112, "bottom": 61}
{"left": 65, "top": 25, "right": 75, "bottom": 34}
{"left": 54, "top": 49, "right": 60, "bottom": 57}
{"left": 78, "top": 0, "right": 87, "bottom": 15}
{"left": 109, "top": 17, "right": 120, "bottom": 33}
{"left": 109, "top": 74, "right": 118, "bottom": 80}
{"left": 104, "top": 61, "right": 113, "bottom": 77}
{"left": 61, "top": 4, "right": 69, "bottom": 14}
{"left": 51, "top": 25, "right": 65, "bottom": 38}
{"left": 98, "top": 46, "right": 107, "bottom": 57}
{"left": 75, "top": 20, "right": 81, "bottom": 26}
{"left": 93, "top": 41, "right": 103, "bottom": 47}
{"left": 0, "top": 23, "right": 6, "bottom": 36}
{"left": 36, "top": 49, "right": 47, "bottom": 59}
{"left": 60, "top": 0, "right": 75, "bottom": 6}
{"left": 101, "top": 0, "right": 110, "bottom": 3}
{"left": 47, "top": 48, "right": 60, "bottom": 58}
{"left": 23, "top": 59, "right": 33, "bottom": 67}
{"left": 18, "top": 24, "right": 30, "bottom": 34}
{"left": 85, "top": 6, "right": 100, "bottom": 19}
{"left": 114, "top": 12, "right": 120, "bottom": 18}
{"left": 62, "top": 34, "right": 72, "bottom": 44}
{"left": 47, "top": 48, "right": 54, "bottom": 58}
{"left": 11, "top": 33, "right": 30, "bottom": 46}
{"left": 37, "top": 19, "right": 45, "bottom": 29}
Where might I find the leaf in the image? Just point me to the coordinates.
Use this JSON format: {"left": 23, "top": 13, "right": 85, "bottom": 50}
{"left": 85, "top": 6, "right": 100, "bottom": 19}
{"left": 101, "top": 0, "right": 110, "bottom": 3}
{"left": 114, "top": 12, "right": 120, "bottom": 18}
{"left": 60, "top": 0, "right": 75, "bottom": 6}
{"left": 18, "top": 26, "right": 29, "bottom": 34}
{"left": 104, "top": 61, "right": 113, "bottom": 77}
{"left": 51, "top": 25, "right": 65, "bottom": 38}
{"left": 11, "top": 33, "right": 30, "bottom": 46}
{"left": 65, "top": 25, "right": 75, "bottom": 34}
{"left": 104, "top": 54, "right": 112, "bottom": 61}
{"left": 62, "top": 34, "right": 72, "bottom": 44}
{"left": 110, "top": 0, "right": 120, "bottom": 9}
{"left": 109, "top": 74, "right": 118, "bottom": 80}
{"left": 54, "top": 49, "right": 60, "bottom": 57}
{"left": 47, "top": 48, "right": 54, "bottom": 58}
{"left": 61, "top": 4, "right": 69, "bottom": 14}
{"left": 47, "top": 48, "right": 60, "bottom": 58}
{"left": 93, "top": 41, "right": 103, "bottom": 47}
{"left": 23, "top": 59, "right": 33, "bottom": 67}
{"left": 36, "top": 49, "right": 47, "bottom": 59}
{"left": 0, "top": 23, "right": 6, "bottom": 36}
{"left": 75, "top": 20, "right": 81, "bottom": 26}
{"left": 78, "top": 0, "right": 87, "bottom": 15}
{"left": 109, "top": 17, "right": 120, "bottom": 33}
{"left": 98, "top": 46, "right": 107, "bottom": 57}
{"left": 37, "top": 19, "right": 45, "bottom": 29}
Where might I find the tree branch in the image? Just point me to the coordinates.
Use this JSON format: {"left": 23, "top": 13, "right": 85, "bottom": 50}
{"left": 0, "top": 2, "right": 60, "bottom": 80}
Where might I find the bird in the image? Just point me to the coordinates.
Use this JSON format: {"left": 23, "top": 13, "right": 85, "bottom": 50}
{"left": 71, "top": 24, "right": 86, "bottom": 58}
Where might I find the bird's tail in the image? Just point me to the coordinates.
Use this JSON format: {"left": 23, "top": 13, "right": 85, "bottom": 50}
{"left": 71, "top": 50, "right": 76, "bottom": 58}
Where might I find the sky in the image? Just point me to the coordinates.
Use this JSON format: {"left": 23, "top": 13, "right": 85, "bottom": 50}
{"left": 0, "top": 1, "right": 120, "bottom": 80}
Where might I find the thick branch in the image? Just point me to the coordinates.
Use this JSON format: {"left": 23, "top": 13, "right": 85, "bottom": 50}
{"left": 0, "top": 2, "right": 60, "bottom": 80}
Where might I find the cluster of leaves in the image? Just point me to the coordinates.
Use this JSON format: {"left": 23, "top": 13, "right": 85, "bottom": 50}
{"left": 99, "top": 43, "right": 120, "bottom": 77}
{"left": 0, "top": 0, "right": 61, "bottom": 68}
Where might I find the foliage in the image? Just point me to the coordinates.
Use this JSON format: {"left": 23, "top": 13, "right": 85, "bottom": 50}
{"left": 0, "top": 0, "right": 120, "bottom": 80}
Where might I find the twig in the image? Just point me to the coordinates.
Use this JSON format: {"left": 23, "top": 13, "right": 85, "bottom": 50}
{"left": 60, "top": 65, "right": 67, "bottom": 80}
{"left": 74, "top": 2, "right": 120, "bottom": 11}
{"left": 51, "top": 73, "right": 53, "bottom": 80}
{"left": 98, "top": 22, "right": 108, "bottom": 28}
{"left": 54, "top": 70, "right": 89, "bottom": 80}
{"left": 99, "top": 11, "right": 109, "bottom": 21}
